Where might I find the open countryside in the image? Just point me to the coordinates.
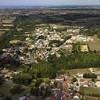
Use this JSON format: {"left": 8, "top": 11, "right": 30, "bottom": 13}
{"left": 0, "top": 6, "right": 100, "bottom": 100}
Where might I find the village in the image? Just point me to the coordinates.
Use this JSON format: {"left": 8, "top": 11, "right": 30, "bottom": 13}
{"left": 0, "top": 23, "right": 100, "bottom": 100}
{"left": 0, "top": 8, "right": 100, "bottom": 100}
{"left": 0, "top": 67, "right": 100, "bottom": 100}
{"left": 0, "top": 24, "right": 95, "bottom": 65}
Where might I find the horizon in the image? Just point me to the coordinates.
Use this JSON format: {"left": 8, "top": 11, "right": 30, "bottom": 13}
{"left": 0, "top": 5, "right": 100, "bottom": 8}
{"left": 0, "top": 0, "right": 100, "bottom": 6}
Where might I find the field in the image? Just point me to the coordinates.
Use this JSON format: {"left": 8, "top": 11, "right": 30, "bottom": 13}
{"left": 80, "top": 87, "right": 100, "bottom": 100}
{"left": 88, "top": 35, "right": 100, "bottom": 52}
{"left": 83, "top": 96, "right": 99, "bottom": 100}
{"left": 80, "top": 87, "right": 100, "bottom": 96}
{"left": 65, "top": 68, "right": 100, "bottom": 75}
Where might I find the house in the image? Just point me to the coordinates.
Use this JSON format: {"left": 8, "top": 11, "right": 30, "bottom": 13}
{"left": 67, "top": 29, "right": 80, "bottom": 34}
{"left": 95, "top": 81, "right": 100, "bottom": 87}
{"left": 80, "top": 45, "right": 89, "bottom": 52}
{"left": 95, "top": 71, "right": 100, "bottom": 80}
{"left": 9, "top": 39, "right": 21, "bottom": 44}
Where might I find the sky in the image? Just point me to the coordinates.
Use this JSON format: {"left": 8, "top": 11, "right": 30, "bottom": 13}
{"left": 0, "top": 0, "right": 100, "bottom": 6}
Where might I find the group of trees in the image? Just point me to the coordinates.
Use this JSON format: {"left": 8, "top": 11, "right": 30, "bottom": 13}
{"left": 12, "top": 66, "right": 52, "bottom": 96}
{"left": 80, "top": 28, "right": 100, "bottom": 38}
{"left": 48, "top": 53, "right": 100, "bottom": 69}
{"left": 0, "top": 75, "right": 5, "bottom": 85}
{"left": 13, "top": 53, "right": 100, "bottom": 85}
{"left": 13, "top": 61, "right": 55, "bottom": 85}
{"left": 83, "top": 73, "right": 97, "bottom": 79}
{"left": 10, "top": 84, "right": 26, "bottom": 95}
{"left": 13, "top": 73, "right": 32, "bottom": 85}
{"left": 12, "top": 52, "right": 100, "bottom": 96}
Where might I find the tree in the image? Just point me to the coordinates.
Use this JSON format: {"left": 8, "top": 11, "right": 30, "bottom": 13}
{"left": 10, "top": 85, "right": 25, "bottom": 95}
{"left": 72, "top": 77, "right": 78, "bottom": 83}
{"left": 4, "top": 96, "right": 12, "bottom": 100}
{"left": 83, "top": 73, "right": 97, "bottom": 79}
{"left": 0, "top": 75, "right": 5, "bottom": 85}
{"left": 13, "top": 73, "right": 32, "bottom": 85}
{"left": 57, "top": 69, "right": 66, "bottom": 75}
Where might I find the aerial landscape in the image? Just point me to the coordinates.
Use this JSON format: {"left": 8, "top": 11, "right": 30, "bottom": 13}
{"left": 0, "top": 0, "right": 100, "bottom": 100}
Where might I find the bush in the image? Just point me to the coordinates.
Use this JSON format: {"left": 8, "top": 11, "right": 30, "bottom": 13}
{"left": 83, "top": 73, "right": 97, "bottom": 79}
{"left": 10, "top": 85, "right": 25, "bottom": 95}
{"left": 43, "top": 78, "right": 51, "bottom": 85}
{"left": 0, "top": 75, "right": 5, "bottom": 85}
{"left": 72, "top": 77, "right": 78, "bottom": 83}
{"left": 4, "top": 96, "right": 12, "bottom": 100}
{"left": 35, "top": 78, "right": 43, "bottom": 87}
{"left": 57, "top": 69, "right": 66, "bottom": 75}
{"left": 13, "top": 73, "right": 32, "bottom": 85}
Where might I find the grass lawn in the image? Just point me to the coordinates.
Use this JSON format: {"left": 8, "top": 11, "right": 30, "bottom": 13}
{"left": 80, "top": 87, "right": 100, "bottom": 97}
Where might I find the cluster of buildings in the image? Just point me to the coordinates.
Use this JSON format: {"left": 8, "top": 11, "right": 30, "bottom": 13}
{"left": 49, "top": 69, "right": 100, "bottom": 100}
{"left": 1, "top": 46, "right": 34, "bottom": 65}
{"left": 0, "top": 67, "right": 100, "bottom": 100}
{"left": 25, "top": 25, "right": 71, "bottom": 62}
{"left": 0, "top": 24, "right": 94, "bottom": 64}
{"left": 65, "top": 35, "right": 93, "bottom": 44}
{"left": 24, "top": 24, "right": 94, "bottom": 62}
